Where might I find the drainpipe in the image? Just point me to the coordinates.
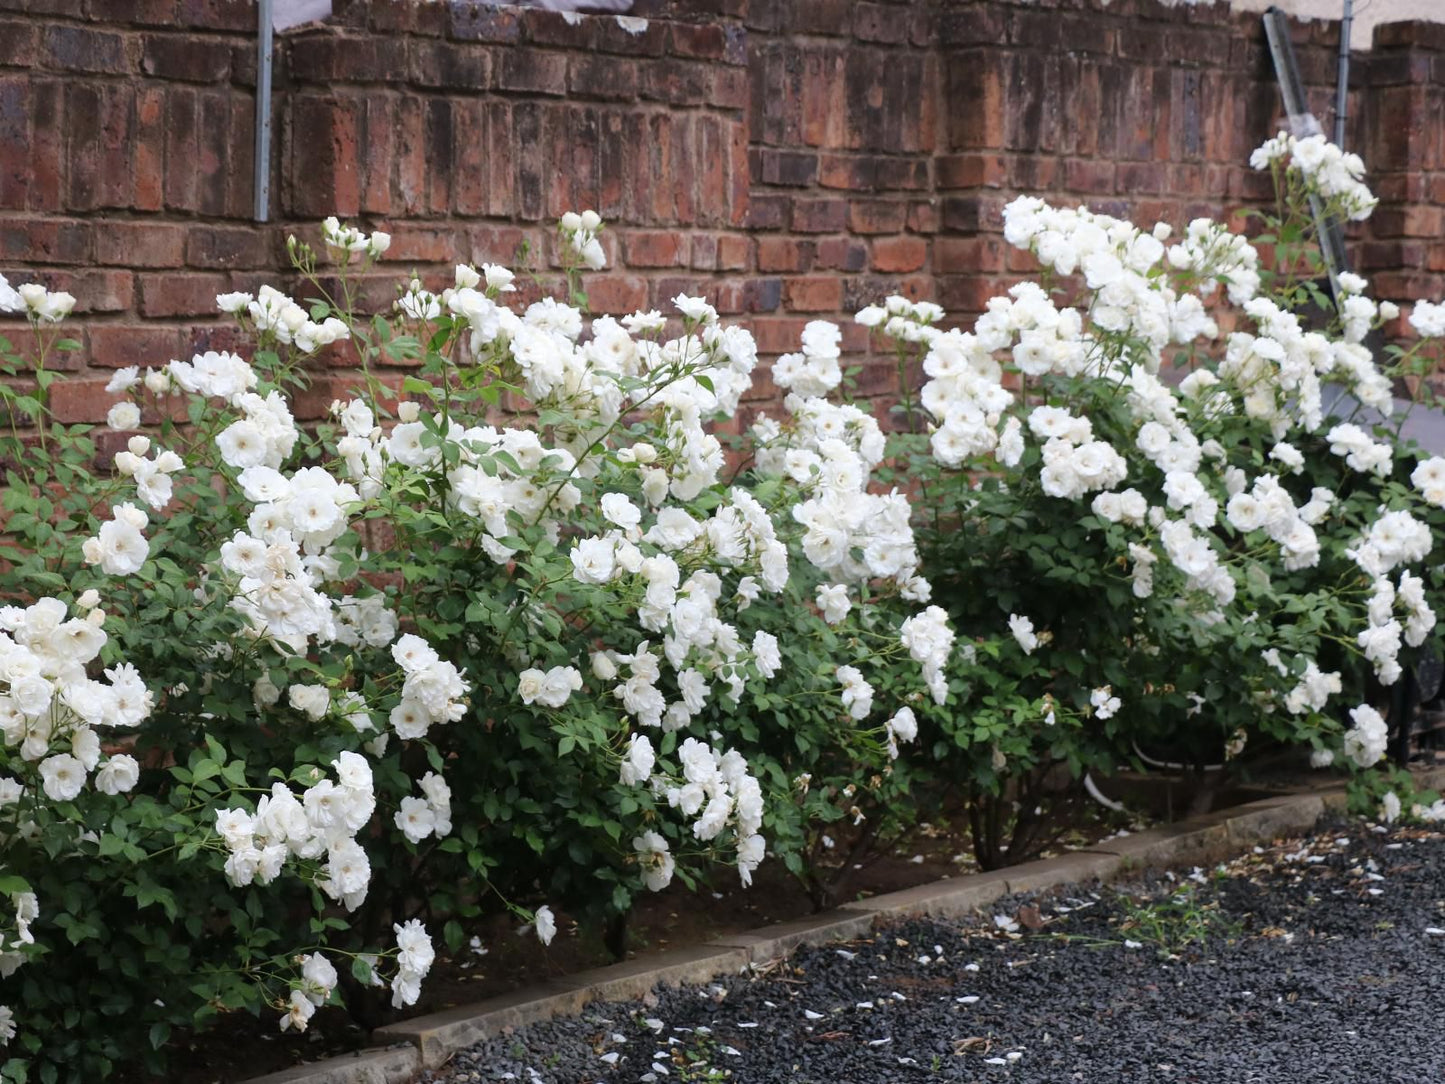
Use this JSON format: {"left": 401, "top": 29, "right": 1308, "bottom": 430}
{"left": 254, "top": 0, "right": 274, "bottom": 222}
{"left": 1335, "top": 0, "right": 1352, "bottom": 149}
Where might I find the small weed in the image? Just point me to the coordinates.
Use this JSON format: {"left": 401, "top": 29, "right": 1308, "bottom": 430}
{"left": 1116, "top": 881, "right": 1240, "bottom": 955}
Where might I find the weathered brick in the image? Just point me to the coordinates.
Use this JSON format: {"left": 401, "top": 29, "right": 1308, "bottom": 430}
{"left": 95, "top": 222, "right": 187, "bottom": 268}
{"left": 815, "top": 236, "right": 868, "bottom": 272}
{"left": 0, "top": 19, "right": 38, "bottom": 67}
{"left": 792, "top": 198, "right": 847, "bottom": 233}
{"left": 449, "top": 3, "right": 522, "bottom": 44}
{"left": 848, "top": 200, "right": 907, "bottom": 234}
{"left": 30, "top": 269, "right": 132, "bottom": 314}
{"left": 43, "top": 25, "right": 131, "bottom": 75}
{"left": 717, "top": 234, "right": 750, "bottom": 271}
{"left": 756, "top": 236, "right": 811, "bottom": 272}
{"left": 756, "top": 149, "right": 817, "bottom": 187}
{"left": 142, "top": 34, "right": 232, "bottom": 82}
{"left": 284, "top": 94, "right": 362, "bottom": 217}
{"left": 186, "top": 226, "right": 273, "bottom": 269}
{"left": 623, "top": 230, "right": 685, "bottom": 268}
{"left": 0, "top": 219, "right": 91, "bottom": 264}
{"left": 497, "top": 48, "right": 568, "bottom": 96}
{"left": 870, "top": 235, "right": 927, "bottom": 273}
{"left": 175, "top": 0, "right": 254, "bottom": 32}
{"left": 50, "top": 377, "right": 118, "bottom": 424}
{"left": 785, "top": 275, "right": 842, "bottom": 312}
{"left": 139, "top": 272, "right": 230, "bottom": 318}
{"left": 67, "top": 82, "right": 135, "bottom": 211}
{"left": 569, "top": 54, "right": 638, "bottom": 101}
{"left": 407, "top": 39, "right": 490, "bottom": 89}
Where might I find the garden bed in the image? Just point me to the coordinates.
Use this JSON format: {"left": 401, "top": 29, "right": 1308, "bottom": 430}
{"left": 139, "top": 799, "right": 1158, "bottom": 1083}
{"left": 416, "top": 812, "right": 1445, "bottom": 1083}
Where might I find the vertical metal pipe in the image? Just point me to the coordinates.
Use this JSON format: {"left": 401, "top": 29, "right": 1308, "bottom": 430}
{"left": 1335, "top": 0, "right": 1353, "bottom": 149}
{"left": 254, "top": 0, "right": 274, "bottom": 222}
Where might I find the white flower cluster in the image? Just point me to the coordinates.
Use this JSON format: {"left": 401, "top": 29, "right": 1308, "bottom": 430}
{"left": 899, "top": 605, "right": 955, "bottom": 706}
{"left": 772, "top": 320, "right": 843, "bottom": 397}
{"left": 0, "top": 273, "right": 75, "bottom": 322}
{"left": 112, "top": 435, "right": 184, "bottom": 510}
{"left": 660, "top": 737, "right": 765, "bottom": 885}
{"left": 394, "top": 771, "right": 452, "bottom": 845}
{"left": 388, "top": 634, "right": 468, "bottom": 740}
{"left": 217, "top": 285, "right": 350, "bottom": 354}
{"left": 213, "top": 751, "right": 375, "bottom": 909}
{"left": 559, "top": 209, "right": 606, "bottom": 270}
{"left": 1410, "top": 299, "right": 1445, "bottom": 338}
{"left": 82, "top": 503, "right": 151, "bottom": 576}
{"left": 320, "top": 216, "right": 390, "bottom": 261}
{"left": 1249, "top": 131, "right": 1378, "bottom": 221}
{"left": 0, "top": 597, "right": 150, "bottom": 794}
{"left": 1342, "top": 704, "right": 1389, "bottom": 767}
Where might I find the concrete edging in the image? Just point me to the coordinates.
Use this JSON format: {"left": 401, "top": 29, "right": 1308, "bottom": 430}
{"left": 242, "top": 778, "right": 1424, "bottom": 1083}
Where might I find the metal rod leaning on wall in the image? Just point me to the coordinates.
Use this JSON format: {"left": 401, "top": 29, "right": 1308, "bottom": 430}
{"left": 1335, "top": 0, "right": 1353, "bottom": 149}
{"left": 1262, "top": 5, "right": 1349, "bottom": 308}
{"left": 254, "top": 0, "right": 274, "bottom": 223}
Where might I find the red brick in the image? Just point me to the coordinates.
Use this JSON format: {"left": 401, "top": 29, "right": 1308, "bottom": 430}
{"left": 569, "top": 54, "right": 638, "bottom": 100}
{"left": 408, "top": 39, "right": 490, "bottom": 89}
{"left": 50, "top": 377, "right": 118, "bottom": 424}
{"left": 791, "top": 198, "right": 847, "bottom": 233}
{"left": 935, "top": 236, "right": 1004, "bottom": 274}
{"left": 756, "top": 236, "right": 812, "bottom": 272}
{"left": 68, "top": 82, "right": 135, "bottom": 211}
{"left": 623, "top": 231, "right": 685, "bottom": 268}
{"left": 848, "top": 200, "right": 907, "bottom": 234}
{"left": 585, "top": 274, "right": 648, "bottom": 314}
{"left": 133, "top": 86, "right": 165, "bottom": 212}
{"left": 186, "top": 226, "right": 273, "bottom": 269}
{"left": 815, "top": 237, "right": 868, "bottom": 272}
{"left": 142, "top": 33, "right": 232, "bottom": 82}
{"left": 908, "top": 201, "right": 939, "bottom": 234}
{"left": 756, "top": 149, "right": 817, "bottom": 187}
{"left": 0, "top": 219, "right": 91, "bottom": 264}
{"left": 175, "top": 0, "right": 253, "bottom": 31}
{"left": 31, "top": 269, "right": 132, "bottom": 314}
{"left": 448, "top": 3, "right": 521, "bottom": 43}
{"left": 717, "top": 234, "right": 751, "bottom": 271}
{"left": 0, "top": 19, "right": 38, "bottom": 67}
{"left": 290, "top": 34, "right": 410, "bottom": 84}
{"left": 785, "top": 275, "right": 842, "bottom": 312}
{"left": 43, "top": 25, "right": 132, "bottom": 74}
{"left": 854, "top": 3, "right": 910, "bottom": 45}
{"left": 640, "top": 58, "right": 710, "bottom": 105}
{"left": 670, "top": 22, "right": 728, "bottom": 60}
{"left": 138, "top": 273, "right": 230, "bottom": 318}
{"left": 871, "top": 235, "right": 927, "bottom": 273}
{"left": 88, "top": 0, "right": 178, "bottom": 24}
{"left": 497, "top": 49, "right": 568, "bottom": 96}
{"left": 711, "top": 66, "right": 749, "bottom": 110}
{"left": 521, "top": 7, "right": 596, "bottom": 49}
{"left": 284, "top": 94, "right": 362, "bottom": 218}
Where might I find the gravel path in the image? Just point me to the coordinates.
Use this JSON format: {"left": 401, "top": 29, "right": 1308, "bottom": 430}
{"left": 420, "top": 818, "right": 1445, "bottom": 1083}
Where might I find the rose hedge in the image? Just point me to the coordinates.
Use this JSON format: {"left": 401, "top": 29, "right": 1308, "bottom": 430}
{"left": 0, "top": 136, "right": 1443, "bottom": 1082}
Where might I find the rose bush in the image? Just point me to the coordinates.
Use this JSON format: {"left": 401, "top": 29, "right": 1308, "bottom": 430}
{"left": 3, "top": 129, "right": 1445, "bottom": 1081}
{"left": 859, "top": 130, "right": 1445, "bottom": 861}
{"left": 0, "top": 216, "right": 940, "bottom": 1081}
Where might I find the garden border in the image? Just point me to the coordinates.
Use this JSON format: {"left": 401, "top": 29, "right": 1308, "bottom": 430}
{"left": 242, "top": 771, "right": 1445, "bottom": 1083}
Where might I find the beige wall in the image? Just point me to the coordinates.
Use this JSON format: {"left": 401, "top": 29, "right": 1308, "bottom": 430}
{"left": 1225, "top": 0, "right": 1445, "bottom": 50}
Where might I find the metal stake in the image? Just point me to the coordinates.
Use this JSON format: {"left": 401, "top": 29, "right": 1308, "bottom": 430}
{"left": 254, "top": 0, "right": 274, "bottom": 222}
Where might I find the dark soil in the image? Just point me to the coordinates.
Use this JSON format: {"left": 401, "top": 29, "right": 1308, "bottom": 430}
{"left": 421, "top": 816, "right": 1445, "bottom": 1084}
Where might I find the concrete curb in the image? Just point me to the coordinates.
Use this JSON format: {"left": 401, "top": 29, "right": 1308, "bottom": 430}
{"left": 241, "top": 777, "right": 1428, "bottom": 1083}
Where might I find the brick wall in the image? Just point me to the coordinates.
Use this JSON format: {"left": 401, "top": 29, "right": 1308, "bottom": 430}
{"left": 0, "top": 0, "right": 1441, "bottom": 429}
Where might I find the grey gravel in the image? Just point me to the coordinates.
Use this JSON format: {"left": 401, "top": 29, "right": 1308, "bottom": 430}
{"left": 419, "top": 818, "right": 1445, "bottom": 1083}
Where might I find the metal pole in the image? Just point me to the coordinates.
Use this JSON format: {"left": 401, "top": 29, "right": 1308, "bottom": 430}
{"left": 1335, "top": 0, "right": 1353, "bottom": 149}
{"left": 254, "top": 0, "right": 274, "bottom": 222}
